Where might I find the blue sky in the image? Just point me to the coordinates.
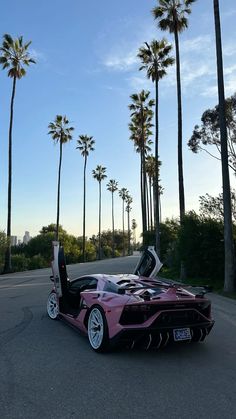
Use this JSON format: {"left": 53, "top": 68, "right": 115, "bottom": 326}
{"left": 0, "top": 0, "right": 236, "bottom": 241}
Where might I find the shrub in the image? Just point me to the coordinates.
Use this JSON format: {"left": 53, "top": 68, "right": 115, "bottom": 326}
{"left": 11, "top": 254, "right": 30, "bottom": 272}
{"left": 178, "top": 212, "right": 224, "bottom": 281}
{"left": 28, "top": 254, "right": 48, "bottom": 270}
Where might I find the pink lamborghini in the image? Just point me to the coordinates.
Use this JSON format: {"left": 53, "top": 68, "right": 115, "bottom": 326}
{"left": 47, "top": 242, "right": 214, "bottom": 352}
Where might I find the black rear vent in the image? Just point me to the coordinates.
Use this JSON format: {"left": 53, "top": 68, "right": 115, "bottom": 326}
{"left": 152, "top": 310, "right": 203, "bottom": 327}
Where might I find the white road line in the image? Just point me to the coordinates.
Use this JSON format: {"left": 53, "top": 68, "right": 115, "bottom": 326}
{"left": 0, "top": 274, "right": 49, "bottom": 279}
{"left": 0, "top": 283, "right": 50, "bottom": 290}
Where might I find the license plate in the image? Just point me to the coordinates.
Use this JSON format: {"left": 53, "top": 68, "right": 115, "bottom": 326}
{"left": 173, "top": 328, "right": 191, "bottom": 341}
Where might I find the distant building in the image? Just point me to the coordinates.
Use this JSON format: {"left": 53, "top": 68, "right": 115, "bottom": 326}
{"left": 11, "top": 236, "right": 17, "bottom": 246}
{"left": 23, "top": 231, "right": 31, "bottom": 244}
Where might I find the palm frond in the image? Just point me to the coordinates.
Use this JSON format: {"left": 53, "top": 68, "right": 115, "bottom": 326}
{"left": 0, "top": 34, "right": 35, "bottom": 78}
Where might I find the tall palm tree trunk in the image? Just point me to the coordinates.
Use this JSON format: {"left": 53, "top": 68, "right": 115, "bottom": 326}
{"left": 122, "top": 199, "right": 125, "bottom": 256}
{"left": 146, "top": 173, "right": 150, "bottom": 231}
{"left": 138, "top": 151, "right": 145, "bottom": 238}
{"left": 141, "top": 107, "right": 147, "bottom": 238}
{"left": 155, "top": 79, "right": 161, "bottom": 256}
{"left": 159, "top": 193, "right": 162, "bottom": 224}
{"left": 140, "top": 150, "right": 145, "bottom": 235}
{"left": 82, "top": 156, "right": 87, "bottom": 262}
{"left": 112, "top": 191, "right": 115, "bottom": 257}
{"left": 214, "top": 0, "right": 235, "bottom": 292}
{"left": 56, "top": 139, "right": 63, "bottom": 241}
{"left": 174, "top": 29, "right": 185, "bottom": 223}
{"left": 142, "top": 140, "right": 147, "bottom": 235}
{"left": 149, "top": 177, "right": 153, "bottom": 230}
{"left": 98, "top": 181, "right": 102, "bottom": 260}
{"left": 4, "top": 76, "right": 16, "bottom": 273}
{"left": 153, "top": 182, "right": 156, "bottom": 229}
{"left": 174, "top": 28, "right": 185, "bottom": 280}
{"left": 127, "top": 210, "right": 131, "bottom": 256}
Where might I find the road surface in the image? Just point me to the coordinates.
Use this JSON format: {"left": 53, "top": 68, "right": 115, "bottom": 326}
{"left": 0, "top": 255, "right": 236, "bottom": 419}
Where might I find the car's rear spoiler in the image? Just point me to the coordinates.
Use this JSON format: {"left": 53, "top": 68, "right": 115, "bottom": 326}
{"left": 170, "top": 283, "right": 213, "bottom": 297}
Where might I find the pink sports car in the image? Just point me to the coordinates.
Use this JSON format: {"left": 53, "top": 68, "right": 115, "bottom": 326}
{"left": 47, "top": 242, "right": 214, "bottom": 352}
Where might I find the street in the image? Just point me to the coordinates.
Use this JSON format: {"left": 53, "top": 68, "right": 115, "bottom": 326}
{"left": 0, "top": 255, "right": 236, "bottom": 419}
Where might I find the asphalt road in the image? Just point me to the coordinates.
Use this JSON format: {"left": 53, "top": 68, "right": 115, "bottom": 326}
{"left": 0, "top": 255, "right": 236, "bottom": 419}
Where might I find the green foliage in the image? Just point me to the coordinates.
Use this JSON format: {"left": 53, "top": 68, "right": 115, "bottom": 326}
{"left": 0, "top": 231, "right": 7, "bottom": 273}
{"left": 0, "top": 33, "right": 36, "bottom": 79}
{"left": 199, "top": 191, "right": 236, "bottom": 222}
{"left": 177, "top": 212, "right": 225, "bottom": 281}
{"left": 11, "top": 254, "right": 30, "bottom": 272}
{"left": 160, "top": 219, "right": 180, "bottom": 263}
{"left": 28, "top": 255, "right": 47, "bottom": 270}
{"left": 140, "top": 219, "right": 180, "bottom": 259}
{"left": 91, "top": 230, "right": 129, "bottom": 257}
{"left": 6, "top": 225, "right": 97, "bottom": 272}
{"left": 188, "top": 93, "right": 236, "bottom": 174}
{"left": 84, "top": 242, "right": 96, "bottom": 262}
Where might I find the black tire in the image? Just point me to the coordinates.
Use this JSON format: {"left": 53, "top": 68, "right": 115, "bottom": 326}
{"left": 47, "top": 292, "right": 59, "bottom": 320}
{"left": 87, "top": 305, "right": 110, "bottom": 353}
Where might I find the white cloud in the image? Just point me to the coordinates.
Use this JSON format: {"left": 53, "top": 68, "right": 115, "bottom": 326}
{"left": 127, "top": 75, "right": 153, "bottom": 90}
{"left": 102, "top": 25, "right": 236, "bottom": 99}
{"left": 223, "top": 43, "right": 236, "bottom": 57}
{"left": 29, "top": 48, "right": 46, "bottom": 62}
{"left": 181, "top": 35, "right": 212, "bottom": 54}
{"left": 104, "top": 51, "right": 138, "bottom": 71}
{"left": 201, "top": 84, "right": 218, "bottom": 98}
{"left": 224, "top": 75, "right": 236, "bottom": 95}
{"left": 201, "top": 73, "right": 236, "bottom": 98}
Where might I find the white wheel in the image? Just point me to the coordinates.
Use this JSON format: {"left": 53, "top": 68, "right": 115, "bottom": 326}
{"left": 88, "top": 307, "right": 109, "bottom": 352}
{"left": 47, "top": 292, "right": 59, "bottom": 319}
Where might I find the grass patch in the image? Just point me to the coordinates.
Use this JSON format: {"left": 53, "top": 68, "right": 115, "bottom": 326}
{"left": 160, "top": 267, "right": 236, "bottom": 300}
{"left": 216, "top": 290, "right": 236, "bottom": 300}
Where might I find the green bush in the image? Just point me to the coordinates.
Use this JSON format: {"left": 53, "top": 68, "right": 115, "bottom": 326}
{"left": 11, "top": 254, "right": 30, "bottom": 272}
{"left": 0, "top": 231, "right": 7, "bottom": 273}
{"left": 28, "top": 254, "right": 48, "bottom": 270}
{"left": 178, "top": 212, "right": 224, "bottom": 281}
{"left": 102, "top": 245, "right": 113, "bottom": 258}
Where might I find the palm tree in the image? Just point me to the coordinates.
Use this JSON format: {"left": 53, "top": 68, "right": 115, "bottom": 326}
{"left": 107, "top": 179, "right": 118, "bottom": 257}
{"left": 146, "top": 155, "right": 155, "bottom": 231}
{"left": 146, "top": 155, "right": 163, "bottom": 232}
{"left": 138, "top": 39, "right": 174, "bottom": 255}
{"left": 213, "top": 0, "right": 235, "bottom": 292}
{"left": 119, "top": 188, "right": 129, "bottom": 256}
{"left": 0, "top": 34, "right": 36, "bottom": 273}
{"left": 48, "top": 115, "right": 74, "bottom": 241}
{"left": 92, "top": 165, "right": 107, "bottom": 260}
{"left": 76, "top": 135, "right": 95, "bottom": 262}
{"left": 152, "top": 0, "right": 196, "bottom": 225}
{"left": 131, "top": 219, "right": 137, "bottom": 248}
{"left": 129, "top": 91, "right": 154, "bottom": 240}
{"left": 125, "top": 194, "right": 133, "bottom": 256}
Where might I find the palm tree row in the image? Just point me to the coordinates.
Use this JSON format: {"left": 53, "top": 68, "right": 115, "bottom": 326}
{"left": 107, "top": 179, "right": 118, "bottom": 257}
{"left": 76, "top": 135, "right": 95, "bottom": 262}
{"left": 133, "top": 0, "right": 234, "bottom": 290}
{"left": 128, "top": 1, "right": 195, "bottom": 265}
{"left": 129, "top": 90, "right": 155, "bottom": 241}
{"left": 0, "top": 34, "right": 36, "bottom": 273}
{"left": 48, "top": 121, "right": 133, "bottom": 261}
{"left": 138, "top": 38, "right": 174, "bottom": 254}
{"left": 152, "top": 0, "right": 196, "bottom": 277}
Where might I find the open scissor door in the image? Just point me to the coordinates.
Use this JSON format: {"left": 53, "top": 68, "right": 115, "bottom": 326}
{"left": 134, "top": 246, "right": 163, "bottom": 278}
{"left": 51, "top": 241, "right": 69, "bottom": 298}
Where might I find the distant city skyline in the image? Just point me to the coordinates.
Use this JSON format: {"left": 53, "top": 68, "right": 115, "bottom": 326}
{"left": 0, "top": 0, "right": 235, "bottom": 240}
